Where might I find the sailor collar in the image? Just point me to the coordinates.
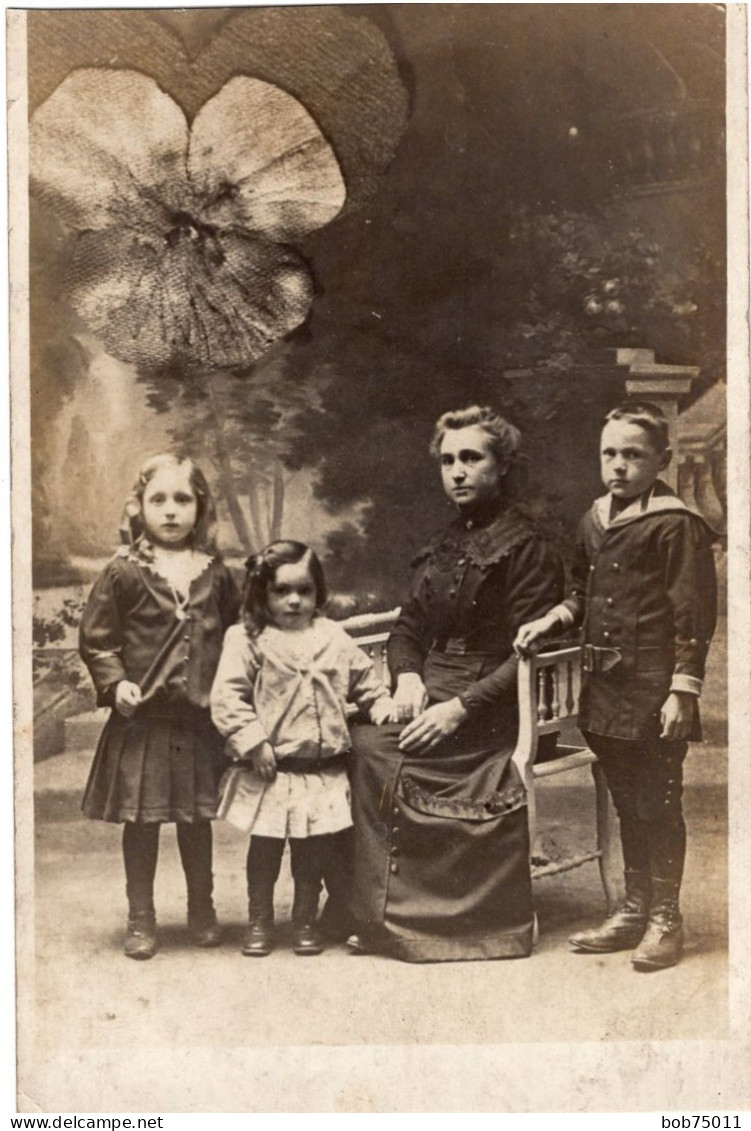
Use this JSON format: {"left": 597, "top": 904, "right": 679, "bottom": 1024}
{"left": 591, "top": 481, "right": 713, "bottom": 536}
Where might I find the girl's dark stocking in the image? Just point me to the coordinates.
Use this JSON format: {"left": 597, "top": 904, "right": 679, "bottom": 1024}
{"left": 123, "top": 821, "right": 160, "bottom": 917}
{"left": 289, "top": 836, "right": 327, "bottom": 955}
{"left": 246, "top": 835, "right": 285, "bottom": 915}
{"left": 242, "top": 837, "right": 285, "bottom": 957}
{"left": 176, "top": 819, "right": 214, "bottom": 913}
{"left": 177, "top": 820, "right": 222, "bottom": 944}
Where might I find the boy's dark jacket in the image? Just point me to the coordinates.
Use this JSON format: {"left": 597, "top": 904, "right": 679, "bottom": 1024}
{"left": 561, "top": 480, "right": 718, "bottom": 742}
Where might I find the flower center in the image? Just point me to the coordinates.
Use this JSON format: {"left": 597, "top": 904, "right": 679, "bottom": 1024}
{"left": 167, "top": 211, "right": 208, "bottom": 244}
{"left": 166, "top": 212, "right": 225, "bottom": 266}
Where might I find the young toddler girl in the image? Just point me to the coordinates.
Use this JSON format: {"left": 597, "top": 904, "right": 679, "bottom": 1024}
{"left": 210, "top": 540, "right": 393, "bottom": 957}
{"left": 80, "top": 454, "right": 240, "bottom": 960}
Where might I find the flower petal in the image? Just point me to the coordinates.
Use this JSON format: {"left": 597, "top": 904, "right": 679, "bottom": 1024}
{"left": 189, "top": 77, "right": 346, "bottom": 241}
{"left": 67, "top": 227, "right": 314, "bottom": 370}
{"left": 31, "top": 68, "right": 189, "bottom": 231}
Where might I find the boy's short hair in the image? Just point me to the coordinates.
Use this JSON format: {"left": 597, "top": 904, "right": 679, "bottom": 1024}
{"left": 602, "top": 401, "right": 670, "bottom": 454}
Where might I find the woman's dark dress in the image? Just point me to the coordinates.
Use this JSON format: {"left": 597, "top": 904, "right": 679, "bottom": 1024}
{"left": 350, "top": 503, "right": 564, "bottom": 961}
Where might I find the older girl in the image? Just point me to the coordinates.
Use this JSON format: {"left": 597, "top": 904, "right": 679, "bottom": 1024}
{"left": 80, "top": 454, "right": 240, "bottom": 959}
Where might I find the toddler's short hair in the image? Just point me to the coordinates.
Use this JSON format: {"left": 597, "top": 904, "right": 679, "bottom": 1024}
{"left": 603, "top": 401, "right": 670, "bottom": 454}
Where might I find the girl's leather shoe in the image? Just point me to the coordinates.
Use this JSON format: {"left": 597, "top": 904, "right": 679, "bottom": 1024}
{"left": 188, "top": 910, "right": 223, "bottom": 948}
{"left": 124, "top": 913, "right": 157, "bottom": 960}
{"left": 291, "top": 923, "right": 324, "bottom": 956}
{"left": 241, "top": 917, "right": 274, "bottom": 957}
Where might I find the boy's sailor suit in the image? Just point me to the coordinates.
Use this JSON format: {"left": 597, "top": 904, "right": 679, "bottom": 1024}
{"left": 550, "top": 480, "right": 718, "bottom": 969}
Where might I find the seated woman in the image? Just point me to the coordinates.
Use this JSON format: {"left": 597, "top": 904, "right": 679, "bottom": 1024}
{"left": 349, "top": 405, "right": 564, "bottom": 961}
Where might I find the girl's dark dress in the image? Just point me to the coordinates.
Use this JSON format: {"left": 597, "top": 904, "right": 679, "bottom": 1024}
{"left": 350, "top": 503, "right": 564, "bottom": 961}
{"left": 80, "top": 543, "right": 240, "bottom": 823}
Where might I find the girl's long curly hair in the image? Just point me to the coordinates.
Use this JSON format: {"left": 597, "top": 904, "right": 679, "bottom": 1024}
{"left": 120, "top": 454, "right": 219, "bottom": 554}
{"left": 242, "top": 540, "right": 327, "bottom": 637}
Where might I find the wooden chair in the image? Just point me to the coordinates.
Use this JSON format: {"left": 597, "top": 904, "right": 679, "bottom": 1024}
{"left": 512, "top": 644, "right": 618, "bottom": 911}
{"left": 340, "top": 613, "right": 618, "bottom": 912}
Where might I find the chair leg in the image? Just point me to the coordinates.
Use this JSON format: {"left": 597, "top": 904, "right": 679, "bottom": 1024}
{"left": 592, "top": 760, "right": 618, "bottom": 913}
{"left": 526, "top": 766, "right": 546, "bottom": 864}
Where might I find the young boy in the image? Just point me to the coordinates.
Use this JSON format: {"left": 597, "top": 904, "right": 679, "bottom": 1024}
{"left": 514, "top": 401, "right": 717, "bottom": 971}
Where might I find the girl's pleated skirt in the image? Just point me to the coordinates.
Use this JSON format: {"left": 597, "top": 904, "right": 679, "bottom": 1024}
{"left": 82, "top": 707, "right": 226, "bottom": 823}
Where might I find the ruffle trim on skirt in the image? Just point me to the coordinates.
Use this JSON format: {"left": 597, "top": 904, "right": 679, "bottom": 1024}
{"left": 400, "top": 775, "right": 527, "bottom": 820}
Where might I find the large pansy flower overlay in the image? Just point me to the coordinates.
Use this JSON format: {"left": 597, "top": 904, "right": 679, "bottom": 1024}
{"left": 31, "top": 69, "right": 346, "bottom": 370}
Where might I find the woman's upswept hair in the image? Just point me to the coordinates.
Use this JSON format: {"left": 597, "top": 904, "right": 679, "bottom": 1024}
{"left": 242, "top": 540, "right": 327, "bottom": 636}
{"left": 430, "top": 405, "right": 522, "bottom": 467}
{"left": 603, "top": 400, "right": 671, "bottom": 454}
{"left": 120, "top": 454, "right": 218, "bottom": 554}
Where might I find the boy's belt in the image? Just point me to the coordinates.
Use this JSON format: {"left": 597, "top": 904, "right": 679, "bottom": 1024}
{"left": 581, "top": 644, "right": 622, "bottom": 673}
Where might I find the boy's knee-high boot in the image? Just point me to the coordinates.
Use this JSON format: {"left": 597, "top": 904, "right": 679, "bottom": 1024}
{"left": 569, "top": 816, "right": 650, "bottom": 953}
{"left": 632, "top": 878, "right": 683, "bottom": 970}
{"left": 123, "top": 822, "right": 160, "bottom": 960}
{"left": 177, "top": 821, "right": 222, "bottom": 947}
{"left": 632, "top": 820, "right": 685, "bottom": 970}
{"left": 243, "top": 837, "right": 284, "bottom": 957}
{"left": 289, "top": 837, "right": 325, "bottom": 956}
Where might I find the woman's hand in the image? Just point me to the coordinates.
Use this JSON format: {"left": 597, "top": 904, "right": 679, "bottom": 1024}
{"left": 513, "top": 612, "right": 561, "bottom": 658}
{"left": 660, "top": 692, "right": 695, "bottom": 740}
{"left": 392, "top": 672, "right": 429, "bottom": 723}
{"left": 251, "top": 741, "right": 277, "bottom": 782}
{"left": 115, "top": 680, "right": 142, "bottom": 717}
{"left": 398, "top": 698, "right": 468, "bottom": 754}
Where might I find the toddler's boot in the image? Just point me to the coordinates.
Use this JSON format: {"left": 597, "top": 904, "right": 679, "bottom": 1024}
{"left": 124, "top": 909, "right": 158, "bottom": 960}
{"left": 631, "top": 878, "right": 684, "bottom": 971}
{"left": 242, "top": 886, "right": 276, "bottom": 957}
{"left": 569, "top": 870, "right": 650, "bottom": 953}
{"left": 243, "top": 836, "right": 284, "bottom": 956}
{"left": 291, "top": 881, "right": 324, "bottom": 956}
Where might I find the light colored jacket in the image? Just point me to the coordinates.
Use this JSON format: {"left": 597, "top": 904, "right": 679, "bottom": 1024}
{"left": 211, "top": 616, "right": 391, "bottom": 762}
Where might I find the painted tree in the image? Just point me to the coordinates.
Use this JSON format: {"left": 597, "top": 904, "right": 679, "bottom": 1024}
{"left": 139, "top": 351, "right": 328, "bottom": 553}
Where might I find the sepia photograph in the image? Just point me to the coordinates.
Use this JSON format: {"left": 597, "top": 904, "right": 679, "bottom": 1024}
{"left": 8, "top": 1, "right": 750, "bottom": 1115}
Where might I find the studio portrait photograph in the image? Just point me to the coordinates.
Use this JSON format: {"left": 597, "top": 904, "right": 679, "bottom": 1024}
{"left": 7, "top": 1, "right": 750, "bottom": 1116}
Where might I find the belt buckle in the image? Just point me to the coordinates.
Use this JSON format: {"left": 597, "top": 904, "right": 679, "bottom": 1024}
{"left": 580, "top": 643, "right": 621, "bottom": 674}
{"left": 444, "top": 637, "right": 468, "bottom": 656}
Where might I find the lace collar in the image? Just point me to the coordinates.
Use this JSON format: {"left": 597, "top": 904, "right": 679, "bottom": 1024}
{"left": 118, "top": 537, "right": 214, "bottom": 594}
{"left": 413, "top": 505, "right": 536, "bottom": 568}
